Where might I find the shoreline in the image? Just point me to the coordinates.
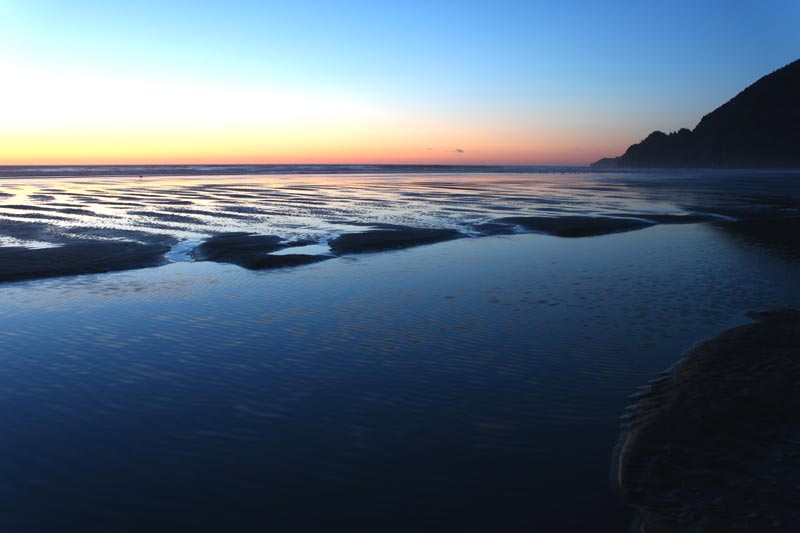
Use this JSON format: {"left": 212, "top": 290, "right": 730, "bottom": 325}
{"left": 0, "top": 204, "right": 796, "bottom": 532}
{"left": 619, "top": 310, "right": 800, "bottom": 531}
{"left": 0, "top": 213, "right": 796, "bottom": 283}
{"left": 0, "top": 214, "right": 781, "bottom": 283}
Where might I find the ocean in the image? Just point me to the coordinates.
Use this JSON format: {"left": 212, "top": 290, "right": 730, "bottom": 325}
{"left": 0, "top": 167, "right": 798, "bottom": 531}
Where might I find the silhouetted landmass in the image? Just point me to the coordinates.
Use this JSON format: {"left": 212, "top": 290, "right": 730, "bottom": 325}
{"left": 589, "top": 157, "right": 620, "bottom": 169}
{"left": 328, "top": 227, "right": 461, "bottom": 253}
{"left": 0, "top": 241, "right": 170, "bottom": 282}
{"left": 593, "top": 59, "right": 800, "bottom": 168}
{"left": 619, "top": 310, "right": 800, "bottom": 531}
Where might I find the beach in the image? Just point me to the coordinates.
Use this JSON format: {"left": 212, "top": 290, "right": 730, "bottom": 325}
{"left": 620, "top": 310, "right": 800, "bottom": 531}
{"left": 0, "top": 168, "right": 798, "bottom": 532}
{"left": 0, "top": 167, "right": 798, "bottom": 281}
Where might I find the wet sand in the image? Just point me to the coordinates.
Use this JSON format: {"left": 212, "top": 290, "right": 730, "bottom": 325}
{"left": 328, "top": 227, "right": 461, "bottom": 253}
{"left": 714, "top": 218, "right": 800, "bottom": 259}
{"left": 191, "top": 232, "right": 328, "bottom": 270}
{"left": 0, "top": 173, "right": 798, "bottom": 532}
{"left": 495, "top": 215, "right": 653, "bottom": 237}
{"left": 1, "top": 212, "right": 743, "bottom": 280}
{"left": 0, "top": 215, "right": 176, "bottom": 281}
{"left": 189, "top": 227, "right": 463, "bottom": 270}
{"left": 0, "top": 169, "right": 796, "bottom": 283}
{"left": 619, "top": 310, "right": 800, "bottom": 532}
{"left": 0, "top": 241, "right": 170, "bottom": 282}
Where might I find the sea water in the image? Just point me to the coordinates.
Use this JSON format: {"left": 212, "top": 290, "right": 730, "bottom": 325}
{"left": 0, "top": 169, "right": 798, "bottom": 532}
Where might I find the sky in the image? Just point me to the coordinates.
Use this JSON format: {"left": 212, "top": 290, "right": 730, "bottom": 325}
{"left": 0, "top": 0, "right": 798, "bottom": 165}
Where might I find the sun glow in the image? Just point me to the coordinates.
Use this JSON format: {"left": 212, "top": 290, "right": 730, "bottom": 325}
{"left": 0, "top": 62, "right": 616, "bottom": 166}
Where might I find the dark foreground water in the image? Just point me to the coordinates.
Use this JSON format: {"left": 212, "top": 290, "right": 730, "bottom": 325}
{"left": 0, "top": 170, "right": 798, "bottom": 532}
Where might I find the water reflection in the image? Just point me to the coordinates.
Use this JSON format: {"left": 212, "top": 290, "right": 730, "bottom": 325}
{"left": 0, "top": 220, "right": 798, "bottom": 531}
{"left": 1, "top": 171, "right": 797, "bottom": 250}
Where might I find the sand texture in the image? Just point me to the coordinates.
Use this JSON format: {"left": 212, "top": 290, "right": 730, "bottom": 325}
{"left": 620, "top": 310, "right": 800, "bottom": 532}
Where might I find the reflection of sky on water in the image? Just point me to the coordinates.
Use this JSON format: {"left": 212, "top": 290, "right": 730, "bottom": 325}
{"left": 1, "top": 171, "right": 797, "bottom": 249}
{"left": 0, "top": 220, "right": 798, "bottom": 532}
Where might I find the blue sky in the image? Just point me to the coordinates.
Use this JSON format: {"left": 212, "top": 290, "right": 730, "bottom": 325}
{"left": 0, "top": 0, "right": 798, "bottom": 164}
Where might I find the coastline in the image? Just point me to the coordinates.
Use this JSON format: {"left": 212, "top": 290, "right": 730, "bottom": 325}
{"left": 0, "top": 217, "right": 796, "bottom": 532}
{"left": 619, "top": 310, "right": 800, "bottom": 531}
{"left": 0, "top": 168, "right": 796, "bottom": 283}
{"left": 0, "top": 214, "right": 786, "bottom": 283}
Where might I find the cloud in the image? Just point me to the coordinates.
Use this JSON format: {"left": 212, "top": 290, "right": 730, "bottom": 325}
{"left": 453, "top": 148, "right": 465, "bottom": 153}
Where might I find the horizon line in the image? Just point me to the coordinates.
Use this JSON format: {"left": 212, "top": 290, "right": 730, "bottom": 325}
{"left": 0, "top": 162, "right": 594, "bottom": 168}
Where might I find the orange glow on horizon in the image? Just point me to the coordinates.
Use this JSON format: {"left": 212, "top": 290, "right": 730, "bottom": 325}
{"left": 0, "top": 63, "right": 630, "bottom": 167}
{"left": 0, "top": 124, "right": 622, "bottom": 167}
{"left": 0, "top": 128, "right": 618, "bottom": 166}
{"left": 0, "top": 152, "right": 609, "bottom": 167}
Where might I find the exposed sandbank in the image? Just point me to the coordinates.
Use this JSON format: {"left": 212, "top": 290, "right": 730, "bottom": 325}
{"left": 606, "top": 213, "right": 719, "bottom": 225}
{"left": 328, "top": 227, "right": 461, "bottom": 253}
{"left": 619, "top": 310, "right": 800, "bottom": 531}
{"left": 713, "top": 217, "right": 800, "bottom": 258}
{"left": 0, "top": 220, "right": 176, "bottom": 282}
{"left": 190, "top": 232, "right": 328, "bottom": 270}
{"left": 494, "top": 216, "right": 652, "bottom": 237}
{"left": 189, "top": 227, "right": 463, "bottom": 270}
{"left": 0, "top": 241, "right": 170, "bottom": 282}
{"left": 475, "top": 213, "right": 725, "bottom": 237}
{"left": 0, "top": 213, "right": 793, "bottom": 282}
{"left": 1, "top": 170, "right": 796, "bottom": 282}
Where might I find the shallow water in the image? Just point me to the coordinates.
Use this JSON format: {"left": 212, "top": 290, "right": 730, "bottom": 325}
{"left": 0, "top": 170, "right": 799, "bottom": 532}
{"left": 1, "top": 169, "right": 797, "bottom": 249}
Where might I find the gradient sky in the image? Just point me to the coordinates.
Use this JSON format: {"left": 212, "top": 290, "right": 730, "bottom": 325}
{"left": 0, "top": 0, "right": 798, "bottom": 165}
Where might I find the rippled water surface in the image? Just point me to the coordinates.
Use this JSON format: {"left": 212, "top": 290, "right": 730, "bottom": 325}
{"left": 0, "top": 169, "right": 798, "bottom": 532}
{"left": 1, "top": 169, "right": 797, "bottom": 248}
